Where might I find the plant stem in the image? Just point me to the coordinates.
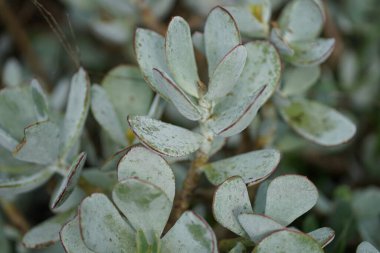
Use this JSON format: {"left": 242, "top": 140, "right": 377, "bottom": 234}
{"left": 0, "top": 198, "right": 30, "bottom": 235}
{"left": 0, "top": 0, "right": 51, "bottom": 91}
{"left": 171, "top": 150, "right": 209, "bottom": 221}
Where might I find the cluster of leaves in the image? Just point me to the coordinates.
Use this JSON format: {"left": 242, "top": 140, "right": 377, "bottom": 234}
{"left": 0, "top": 0, "right": 379, "bottom": 252}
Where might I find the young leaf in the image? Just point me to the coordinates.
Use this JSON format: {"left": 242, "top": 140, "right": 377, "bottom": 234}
{"left": 356, "top": 242, "right": 380, "bottom": 253}
{"left": 166, "top": 16, "right": 200, "bottom": 98}
{"left": 253, "top": 229, "right": 324, "bottom": 253}
{"left": 152, "top": 68, "right": 202, "bottom": 121}
{"left": 22, "top": 210, "right": 74, "bottom": 249}
{"left": 79, "top": 193, "right": 136, "bottom": 252}
{"left": 135, "top": 29, "right": 171, "bottom": 100}
{"left": 265, "top": 175, "right": 319, "bottom": 226}
{"left": 0, "top": 168, "right": 54, "bottom": 196}
{"left": 13, "top": 121, "right": 60, "bottom": 165}
{"left": 238, "top": 214, "right": 284, "bottom": 243}
{"left": 91, "top": 85, "right": 126, "bottom": 146}
{"left": 205, "top": 6, "right": 241, "bottom": 76}
{"left": 128, "top": 116, "right": 203, "bottom": 157}
{"left": 102, "top": 65, "right": 153, "bottom": 130}
{"left": 112, "top": 178, "right": 172, "bottom": 240}
{"left": 205, "top": 44, "right": 247, "bottom": 101}
{"left": 60, "top": 216, "right": 94, "bottom": 253}
{"left": 118, "top": 145, "right": 175, "bottom": 202}
{"left": 161, "top": 211, "right": 217, "bottom": 253}
{"left": 279, "top": 0, "right": 325, "bottom": 42}
{"left": 51, "top": 152, "right": 87, "bottom": 209}
{"left": 289, "top": 39, "right": 335, "bottom": 66}
{"left": 203, "top": 149, "right": 280, "bottom": 185}
{"left": 282, "top": 66, "right": 321, "bottom": 96}
{"left": 308, "top": 227, "right": 335, "bottom": 248}
{"left": 280, "top": 98, "right": 356, "bottom": 146}
{"left": 213, "top": 176, "right": 253, "bottom": 237}
{"left": 60, "top": 68, "right": 90, "bottom": 159}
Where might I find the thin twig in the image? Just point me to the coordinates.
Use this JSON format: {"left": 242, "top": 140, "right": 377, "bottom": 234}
{"left": 170, "top": 151, "right": 209, "bottom": 223}
{"left": 0, "top": 0, "right": 51, "bottom": 90}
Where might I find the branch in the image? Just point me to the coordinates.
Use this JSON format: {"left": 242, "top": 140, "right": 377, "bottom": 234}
{"left": 0, "top": 198, "right": 30, "bottom": 235}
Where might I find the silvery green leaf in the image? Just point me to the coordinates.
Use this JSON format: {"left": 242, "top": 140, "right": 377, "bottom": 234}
{"left": 209, "top": 85, "right": 267, "bottom": 137}
{"left": 0, "top": 86, "right": 39, "bottom": 142}
{"left": 203, "top": 149, "right": 280, "bottom": 185}
{"left": 308, "top": 227, "right": 335, "bottom": 248}
{"left": 166, "top": 16, "right": 200, "bottom": 98}
{"left": 118, "top": 145, "right": 175, "bottom": 202}
{"left": 357, "top": 242, "right": 380, "bottom": 253}
{"left": 0, "top": 168, "right": 54, "bottom": 196}
{"left": 60, "top": 216, "right": 94, "bottom": 253}
{"left": 205, "top": 6, "right": 241, "bottom": 76}
{"left": 13, "top": 121, "right": 60, "bottom": 165}
{"left": 192, "top": 32, "right": 205, "bottom": 55}
{"left": 213, "top": 176, "right": 252, "bottom": 237}
{"left": 79, "top": 193, "right": 136, "bottom": 252}
{"left": 238, "top": 213, "right": 284, "bottom": 243}
{"left": 60, "top": 68, "right": 90, "bottom": 159}
{"left": 253, "top": 229, "right": 324, "bottom": 253}
{"left": 102, "top": 65, "right": 153, "bottom": 130}
{"left": 279, "top": 98, "right": 356, "bottom": 146}
{"left": 225, "top": 4, "right": 270, "bottom": 39}
{"left": 205, "top": 44, "right": 247, "bottom": 101}
{"left": 128, "top": 116, "right": 203, "bottom": 157}
{"left": 270, "top": 28, "right": 294, "bottom": 56}
{"left": 2, "top": 58, "right": 22, "bottom": 87}
{"left": 288, "top": 39, "right": 335, "bottom": 66}
{"left": 113, "top": 178, "right": 172, "bottom": 241}
{"left": 208, "top": 41, "right": 281, "bottom": 137}
{"left": 91, "top": 85, "right": 126, "bottom": 146}
{"left": 100, "top": 147, "right": 130, "bottom": 171}
{"left": 31, "top": 79, "right": 49, "bottom": 121}
{"left": 279, "top": 0, "right": 324, "bottom": 42}
{"left": 22, "top": 210, "right": 74, "bottom": 249}
{"left": 282, "top": 66, "right": 321, "bottom": 95}
{"left": 229, "top": 242, "right": 245, "bottom": 253}
{"left": 91, "top": 19, "right": 132, "bottom": 44}
{"left": 51, "top": 152, "right": 87, "bottom": 209}
{"left": 0, "top": 128, "right": 19, "bottom": 151}
{"left": 162, "top": 211, "right": 217, "bottom": 253}
{"left": 50, "top": 79, "right": 70, "bottom": 111}
{"left": 135, "top": 29, "right": 171, "bottom": 100}
{"left": 265, "top": 175, "right": 318, "bottom": 226}
{"left": 52, "top": 187, "right": 85, "bottom": 214}
{"left": 152, "top": 68, "right": 202, "bottom": 121}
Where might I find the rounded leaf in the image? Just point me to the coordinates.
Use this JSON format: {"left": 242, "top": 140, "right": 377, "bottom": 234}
{"left": 112, "top": 178, "right": 172, "bottom": 240}
{"left": 162, "top": 211, "right": 217, "bottom": 253}
{"left": 60, "top": 216, "right": 94, "bottom": 253}
{"left": 253, "top": 229, "right": 324, "bottom": 253}
{"left": 166, "top": 16, "right": 200, "bottom": 98}
{"left": 128, "top": 116, "right": 203, "bottom": 157}
{"left": 203, "top": 149, "right": 280, "bottom": 186}
{"left": 265, "top": 175, "right": 318, "bottom": 226}
{"left": 213, "top": 176, "right": 252, "bottom": 237}
{"left": 118, "top": 145, "right": 175, "bottom": 201}
{"left": 308, "top": 227, "right": 335, "bottom": 248}
{"left": 280, "top": 98, "right": 356, "bottom": 146}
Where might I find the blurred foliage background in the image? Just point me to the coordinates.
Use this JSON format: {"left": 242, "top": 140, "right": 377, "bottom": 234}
{"left": 0, "top": 0, "right": 379, "bottom": 252}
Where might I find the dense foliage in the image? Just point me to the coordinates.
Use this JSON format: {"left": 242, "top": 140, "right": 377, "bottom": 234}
{"left": 0, "top": 0, "right": 379, "bottom": 252}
